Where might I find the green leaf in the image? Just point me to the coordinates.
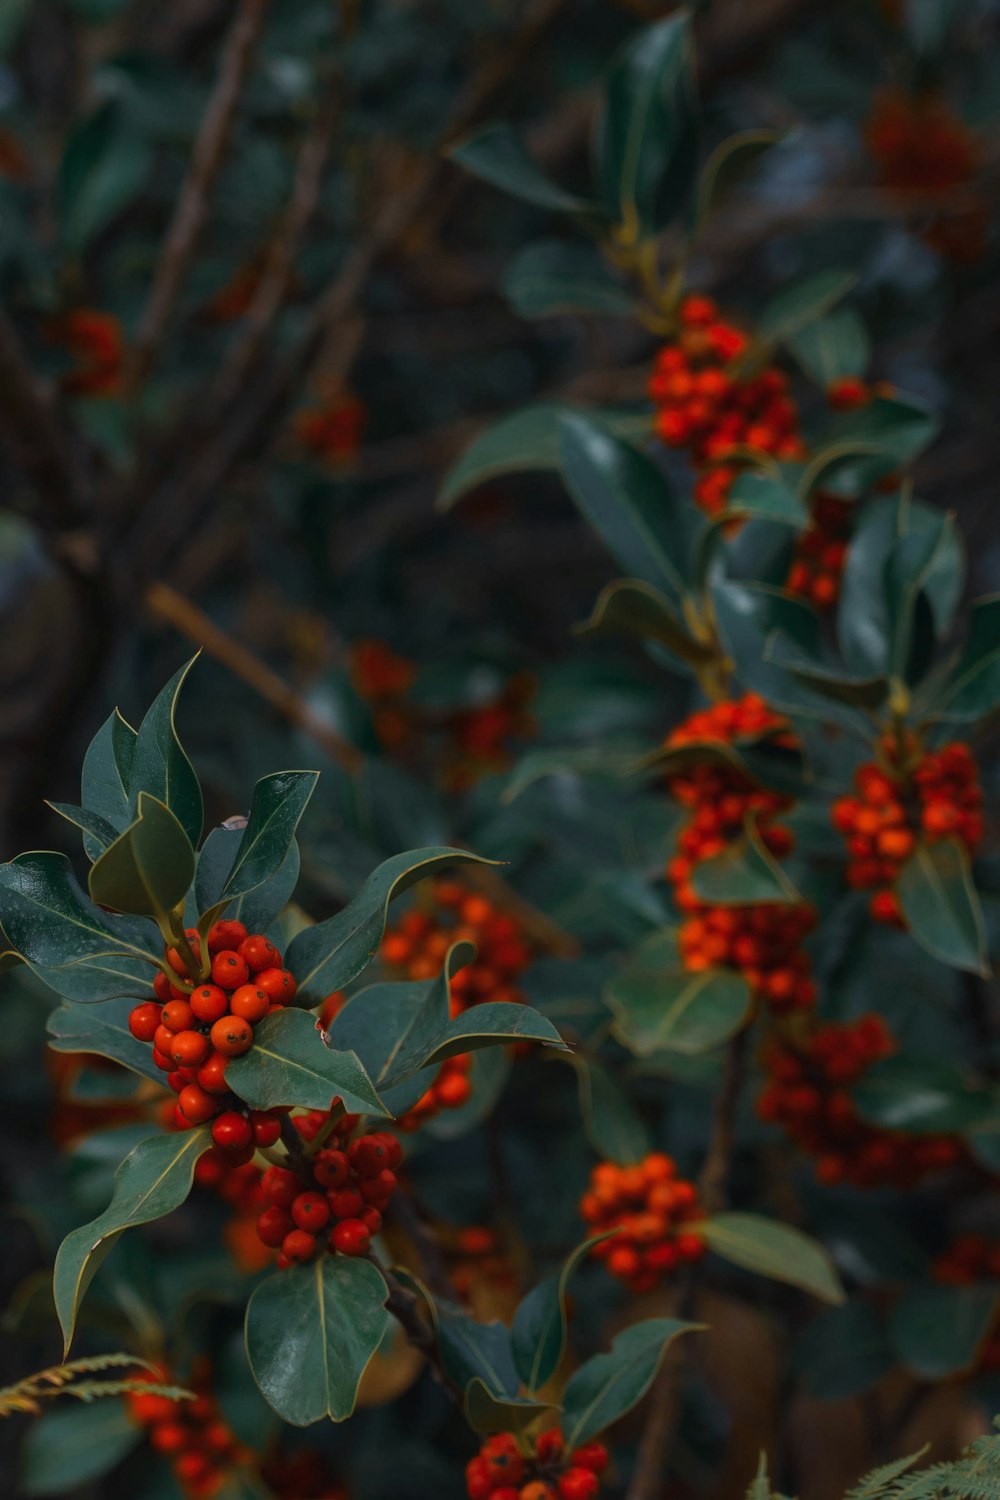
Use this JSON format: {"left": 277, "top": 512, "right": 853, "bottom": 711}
{"left": 194, "top": 827, "right": 300, "bottom": 935}
{"left": 20, "top": 1400, "right": 141, "bottom": 1496}
{"left": 436, "top": 1302, "right": 520, "bottom": 1396}
{"left": 47, "top": 997, "right": 163, "bottom": 1085}
{"left": 936, "top": 595, "right": 1000, "bottom": 724}
{"left": 199, "top": 770, "right": 316, "bottom": 926}
{"left": 54, "top": 1127, "right": 210, "bottom": 1354}
{"left": 438, "top": 403, "right": 650, "bottom": 510}
{"left": 224, "top": 1007, "right": 388, "bottom": 1116}
{"left": 561, "top": 1317, "right": 703, "bottom": 1450}
{"left": 502, "top": 745, "right": 644, "bottom": 804}
{"left": 699, "top": 1214, "right": 845, "bottom": 1304}
{"left": 463, "top": 1379, "right": 556, "bottom": 1436}
{"left": 886, "top": 512, "right": 964, "bottom": 682}
{"left": 597, "top": 12, "right": 699, "bottom": 236}
{"left": 80, "top": 709, "right": 137, "bottom": 860}
{"left": 46, "top": 803, "right": 120, "bottom": 859}
{"left": 89, "top": 794, "right": 195, "bottom": 920}
{"left": 503, "top": 239, "right": 635, "bottom": 318}
{"left": 852, "top": 1053, "right": 991, "bottom": 1133}
{"left": 757, "top": 271, "right": 857, "bottom": 347}
{"left": 891, "top": 1284, "right": 1000, "bottom": 1379}
{"left": 763, "top": 632, "right": 887, "bottom": 710}
{"left": 694, "top": 129, "right": 783, "bottom": 228}
{"left": 788, "top": 308, "right": 871, "bottom": 388}
{"left": 286, "top": 847, "right": 495, "bottom": 1007}
{"left": 558, "top": 412, "right": 688, "bottom": 601}
{"left": 691, "top": 820, "right": 801, "bottom": 905}
{"left": 245, "top": 1257, "right": 389, "bottom": 1425}
{"left": 574, "top": 1056, "right": 651, "bottom": 1163}
{"left": 127, "top": 658, "right": 203, "bottom": 849}
{"left": 512, "top": 1236, "right": 612, "bottom": 1392}
{"left": 60, "top": 103, "right": 151, "bottom": 250}
{"left": 896, "top": 839, "right": 989, "bottom": 977}
{"left": 726, "top": 471, "right": 807, "bottom": 527}
{"left": 574, "top": 577, "right": 715, "bottom": 667}
{"left": 608, "top": 966, "right": 751, "bottom": 1057}
{"left": 449, "top": 123, "right": 596, "bottom": 213}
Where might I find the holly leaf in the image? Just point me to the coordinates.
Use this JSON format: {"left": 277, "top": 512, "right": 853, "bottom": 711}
{"left": 512, "top": 1235, "right": 614, "bottom": 1392}
{"left": 698, "top": 1213, "right": 845, "bottom": 1303}
{"left": 691, "top": 819, "right": 801, "bottom": 905}
{"left": 464, "top": 1379, "right": 557, "bottom": 1437}
{"left": 197, "top": 770, "right": 317, "bottom": 928}
{"left": 89, "top": 793, "right": 195, "bottom": 920}
{"left": 47, "top": 997, "right": 163, "bottom": 1085}
{"left": 449, "top": 122, "right": 597, "bottom": 214}
{"left": 561, "top": 1318, "right": 703, "bottom": 1450}
{"left": 936, "top": 596, "right": 1000, "bottom": 724}
{"left": 224, "top": 1007, "right": 388, "bottom": 1116}
{"left": 758, "top": 271, "right": 857, "bottom": 348}
{"left": 574, "top": 577, "right": 715, "bottom": 667}
{"left": 503, "top": 239, "right": 635, "bottom": 318}
{"left": 896, "top": 840, "right": 989, "bottom": 977}
{"left": 574, "top": 1056, "right": 651, "bottom": 1163}
{"left": 78, "top": 709, "right": 138, "bottom": 860}
{"left": 608, "top": 966, "right": 751, "bottom": 1057}
{"left": 891, "top": 1284, "right": 1000, "bottom": 1379}
{"left": 127, "top": 658, "right": 203, "bottom": 848}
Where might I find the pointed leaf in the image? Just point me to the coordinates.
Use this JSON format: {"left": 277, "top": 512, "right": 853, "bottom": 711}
{"left": 758, "top": 271, "right": 857, "bottom": 347}
{"left": 79, "top": 709, "right": 138, "bottom": 859}
{"left": 575, "top": 577, "right": 715, "bottom": 666}
{"left": 608, "top": 966, "right": 751, "bottom": 1057}
{"left": 561, "top": 1317, "right": 703, "bottom": 1450}
{"left": 852, "top": 1053, "right": 990, "bottom": 1133}
{"left": 574, "top": 1056, "right": 651, "bottom": 1163}
{"left": 286, "top": 847, "right": 496, "bottom": 1007}
{"left": 127, "top": 658, "right": 203, "bottom": 847}
{"left": 246, "top": 1256, "right": 389, "bottom": 1425}
{"left": 691, "top": 820, "right": 801, "bottom": 905}
{"left": 936, "top": 595, "right": 1000, "bottom": 723}
{"left": 224, "top": 1007, "right": 388, "bottom": 1116}
{"left": 727, "top": 471, "right": 806, "bottom": 526}
{"left": 46, "top": 803, "right": 120, "bottom": 858}
{"left": 896, "top": 839, "right": 989, "bottom": 977}
{"left": 891, "top": 1284, "right": 1000, "bottom": 1379}
{"left": 695, "top": 129, "right": 783, "bottom": 227}
{"left": 503, "top": 239, "right": 634, "bottom": 317}
{"left": 449, "top": 123, "right": 596, "bottom": 213}
{"left": 194, "top": 826, "right": 301, "bottom": 934}
{"left": 54, "top": 1127, "right": 210, "bottom": 1353}
{"left": 698, "top": 1213, "right": 845, "bottom": 1304}
{"left": 464, "top": 1379, "right": 557, "bottom": 1436}
{"left": 89, "top": 794, "right": 195, "bottom": 920}
{"left": 214, "top": 770, "right": 317, "bottom": 911}
{"left": 21, "top": 1400, "right": 141, "bottom": 1496}
{"left": 513, "top": 1235, "right": 613, "bottom": 1392}
{"left": 788, "top": 307, "right": 871, "bottom": 388}
{"left": 47, "top": 997, "right": 163, "bottom": 1085}
{"left": 436, "top": 1302, "right": 520, "bottom": 1397}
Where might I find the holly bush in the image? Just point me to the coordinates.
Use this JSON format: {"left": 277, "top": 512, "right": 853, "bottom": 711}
{"left": 1, "top": 3, "right": 1000, "bottom": 1499}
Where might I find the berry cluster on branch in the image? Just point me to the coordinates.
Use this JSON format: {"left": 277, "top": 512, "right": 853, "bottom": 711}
{"left": 466, "top": 1429, "right": 609, "bottom": 1500}
{"left": 579, "top": 1153, "right": 706, "bottom": 1293}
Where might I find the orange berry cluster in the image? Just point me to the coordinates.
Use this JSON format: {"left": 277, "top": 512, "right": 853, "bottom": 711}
{"left": 579, "top": 1153, "right": 706, "bottom": 1294}
{"left": 832, "top": 741, "right": 984, "bottom": 926}
{"left": 350, "top": 638, "right": 417, "bottom": 701}
{"left": 383, "top": 881, "right": 534, "bottom": 1010}
{"left": 294, "top": 379, "right": 366, "bottom": 465}
{"left": 933, "top": 1236, "right": 1000, "bottom": 1370}
{"left": 58, "top": 309, "right": 124, "bottom": 397}
{"left": 648, "top": 295, "right": 805, "bottom": 517}
{"left": 445, "top": 673, "right": 538, "bottom": 790}
{"left": 757, "top": 1015, "right": 963, "bottom": 1187}
{"left": 466, "top": 1430, "right": 609, "bottom": 1500}
{"left": 397, "top": 1052, "right": 473, "bottom": 1131}
{"left": 666, "top": 696, "right": 818, "bottom": 1014}
{"left": 254, "top": 1120, "right": 401, "bottom": 1268}
{"left": 128, "top": 919, "right": 294, "bottom": 1148}
{"left": 785, "top": 493, "right": 853, "bottom": 610}
{"left": 126, "top": 1365, "right": 249, "bottom": 1499}
{"left": 445, "top": 1224, "right": 517, "bottom": 1300}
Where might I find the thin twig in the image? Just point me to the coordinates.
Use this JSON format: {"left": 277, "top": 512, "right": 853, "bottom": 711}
{"left": 696, "top": 1025, "right": 751, "bottom": 1217}
{"left": 128, "top": 0, "right": 269, "bottom": 391}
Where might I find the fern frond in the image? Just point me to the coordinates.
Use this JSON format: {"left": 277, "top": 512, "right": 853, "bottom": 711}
{"left": 747, "top": 1451, "right": 773, "bottom": 1500}
{"left": 846, "top": 1447, "right": 929, "bottom": 1500}
{"left": 0, "top": 1353, "right": 191, "bottom": 1418}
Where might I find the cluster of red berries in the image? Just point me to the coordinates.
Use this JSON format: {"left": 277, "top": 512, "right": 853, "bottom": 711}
{"left": 383, "top": 881, "right": 533, "bottom": 1010}
{"left": 57, "top": 309, "right": 124, "bottom": 397}
{"left": 397, "top": 1052, "right": 473, "bottom": 1131}
{"left": 579, "top": 1153, "right": 705, "bottom": 1294}
{"left": 665, "top": 696, "right": 818, "bottom": 1013}
{"left": 126, "top": 1365, "right": 249, "bottom": 1499}
{"left": 785, "top": 493, "right": 853, "bottom": 610}
{"left": 445, "top": 1224, "right": 517, "bottom": 1301}
{"left": 261, "top": 1449, "right": 348, "bottom": 1500}
{"left": 294, "top": 379, "right": 366, "bottom": 465}
{"left": 128, "top": 919, "right": 294, "bottom": 1146}
{"left": 832, "top": 741, "right": 984, "bottom": 926}
{"left": 865, "top": 88, "right": 985, "bottom": 262}
{"left": 466, "top": 1430, "right": 609, "bottom": 1500}
{"left": 254, "top": 1121, "right": 401, "bottom": 1268}
{"left": 757, "top": 1015, "right": 963, "bottom": 1187}
{"left": 933, "top": 1236, "right": 1000, "bottom": 1370}
{"left": 649, "top": 294, "right": 805, "bottom": 517}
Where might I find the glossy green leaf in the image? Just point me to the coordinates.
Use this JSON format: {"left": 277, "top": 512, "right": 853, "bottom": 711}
{"left": 763, "top": 631, "right": 887, "bottom": 710}
{"left": 694, "top": 129, "right": 783, "bottom": 227}
{"left": 820, "top": 396, "right": 939, "bottom": 497}
{"left": 225, "top": 1007, "right": 388, "bottom": 1116}
{"left": 574, "top": 1056, "right": 651, "bottom": 1163}
{"left": 127, "top": 658, "right": 203, "bottom": 848}
{"left": 699, "top": 1214, "right": 845, "bottom": 1303}
{"left": 449, "top": 123, "right": 596, "bottom": 213}
{"left": 852, "top": 1053, "right": 991, "bottom": 1133}
{"left": 47, "top": 997, "right": 163, "bottom": 1085}
{"left": 503, "top": 239, "right": 634, "bottom": 317}
{"left": 89, "top": 794, "right": 195, "bottom": 920}
{"left": 597, "top": 12, "right": 699, "bottom": 236}
{"left": 21, "top": 1400, "right": 141, "bottom": 1495}
{"left": 887, "top": 512, "right": 963, "bottom": 682}
{"left": 198, "top": 770, "right": 316, "bottom": 927}
{"left": 691, "top": 820, "right": 801, "bottom": 905}
{"left": 936, "top": 595, "right": 1000, "bottom": 723}
{"left": 194, "top": 826, "right": 300, "bottom": 935}
{"left": 891, "top": 1284, "right": 1000, "bottom": 1379}
{"left": 54, "top": 1127, "right": 210, "bottom": 1354}
{"left": 897, "top": 839, "right": 989, "bottom": 976}
{"left": 575, "top": 577, "right": 715, "bottom": 667}
{"left": 558, "top": 412, "right": 687, "bottom": 601}
{"left": 788, "top": 307, "right": 871, "bottom": 388}
{"left": 561, "top": 1317, "right": 703, "bottom": 1450}
{"left": 79, "top": 709, "right": 137, "bottom": 860}
{"left": 608, "top": 966, "right": 751, "bottom": 1057}
{"left": 512, "top": 1235, "right": 612, "bottom": 1392}
{"left": 246, "top": 1256, "right": 389, "bottom": 1425}
{"left": 46, "top": 803, "right": 120, "bottom": 859}
{"left": 60, "top": 103, "right": 151, "bottom": 250}
{"left": 757, "top": 270, "right": 857, "bottom": 347}
{"left": 436, "top": 1302, "right": 520, "bottom": 1397}
{"left": 464, "top": 1379, "right": 556, "bottom": 1436}
{"left": 726, "top": 471, "right": 806, "bottom": 526}
{"left": 286, "top": 847, "right": 494, "bottom": 1007}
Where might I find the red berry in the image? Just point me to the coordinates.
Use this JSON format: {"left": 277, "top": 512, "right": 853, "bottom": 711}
{"left": 329, "top": 1187, "right": 364, "bottom": 1220}
{"left": 314, "top": 1150, "right": 351, "bottom": 1189}
{"left": 250, "top": 1110, "right": 281, "bottom": 1147}
{"left": 229, "top": 984, "right": 270, "bottom": 1024}
{"left": 282, "top": 1228, "right": 317, "bottom": 1262}
{"left": 255, "top": 967, "right": 297, "bottom": 1003}
{"left": 292, "top": 1191, "right": 331, "bottom": 1231}
{"left": 129, "top": 1002, "right": 161, "bottom": 1042}
{"left": 572, "top": 1442, "right": 609, "bottom": 1474}
{"left": 349, "top": 1135, "right": 390, "bottom": 1178}
{"left": 210, "top": 1015, "right": 254, "bottom": 1056}
{"left": 211, "top": 951, "right": 250, "bottom": 990}
{"left": 239, "top": 935, "right": 281, "bottom": 972}
{"left": 558, "top": 1468, "right": 600, "bottom": 1500}
{"left": 212, "top": 1112, "right": 253, "bottom": 1151}
{"left": 170, "top": 1029, "right": 211, "bottom": 1068}
{"left": 161, "top": 1000, "right": 194, "bottom": 1033}
{"left": 331, "top": 1219, "right": 371, "bottom": 1255}
{"left": 261, "top": 1166, "right": 301, "bottom": 1208}
{"left": 207, "top": 919, "right": 248, "bottom": 954}
{"left": 190, "top": 984, "right": 229, "bottom": 1025}
{"left": 177, "top": 1084, "right": 217, "bottom": 1125}
{"left": 197, "top": 1051, "right": 230, "bottom": 1095}
{"left": 257, "top": 1206, "right": 294, "bottom": 1248}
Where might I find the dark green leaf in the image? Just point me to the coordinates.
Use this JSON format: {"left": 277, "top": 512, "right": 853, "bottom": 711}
{"left": 608, "top": 966, "right": 751, "bottom": 1057}
{"left": 246, "top": 1257, "right": 389, "bottom": 1424}
{"left": 449, "top": 123, "right": 596, "bottom": 213}
{"left": 79, "top": 709, "right": 138, "bottom": 860}
{"left": 788, "top": 308, "right": 871, "bottom": 388}
{"left": 937, "top": 596, "right": 1000, "bottom": 723}
{"left": 198, "top": 770, "right": 316, "bottom": 929}
{"left": 512, "top": 1236, "right": 612, "bottom": 1392}
{"left": 286, "top": 847, "right": 495, "bottom": 1007}
{"left": 503, "top": 240, "right": 634, "bottom": 317}
{"left": 502, "top": 746, "right": 644, "bottom": 805}
{"left": 89, "top": 794, "right": 195, "bottom": 920}
{"left": 726, "top": 471, "right": 806, "bottom": 526}
{"left": 54, "top": 1127, "right": 210, "bottom": 1353}
{"left": 695, "top": 129, "right": 783, "bottom": 227}
{"left": 225, "top": 1007, "right": 388, "bottom": 1116}
{"left": 699, "top": 1213, "right": 845, "bottom": 1303}
{"left": 46, "top": 803, "right": 120, "bottom": 859}
{"left": 691, "top": 820, "right": 801, "bottom": 904}
{"left": 193, "top": 827, "right": 300, "bottom": 935}
{"left": 60, "top": 103, "right": 151, "bottom": 250}
{"left": 792, "top": 1303, "right": 893, "bottom": 1400}
{"left": 764, "top": 631, "right": 887, "bottom": 710}
{"left": 597, "top": 13, "right": 699, "bottom": 236}
{"left": 897, "top": 840, "right": 989, "bottom": 976}
{"left": 891, "top": 1284, "right": 1000, "bottom": 1379}
{"left": 757, "top": 271, "right": 857, "bottom": 347}
{"left": 561, "top": 1317, "right": 702, "bottom": 1449}
{"left": 21, "top": 1400, "right": 141, "bottom": 1495}
{"left": 47, "top": 997, "right": 163, "bottom": 1085}
{"left": 575, "top": 577, "right": 715, "bottom": 667}
{"left": 436, "top": 1303, "right": 520, "bottom": 1397}
{"left": 127, "top": 659, "right": 203, "bottom": 848}
{"left": 853, "top": 1053, "right": 991, "bottom": 1133}
{"left": 463, "top": 1379, "right": 556, "bottom": 1436}
{"left": 574, "top": 1056, "right": 651, "bottom": 1163}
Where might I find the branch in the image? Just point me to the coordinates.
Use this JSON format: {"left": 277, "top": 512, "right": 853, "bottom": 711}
{"left": 0, "top": 310, "right": 82, "bottom": 530}
{"left": 697, "top": 1024, "right": 751, "bottom": 1216}
{"left": 127, "top": 0, "right": 269, "bottom": 390}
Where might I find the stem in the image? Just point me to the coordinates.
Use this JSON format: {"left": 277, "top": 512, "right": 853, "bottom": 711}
{"left": 164, "top": 905, "right": 208, "bottom": 984}
{"left": 278, "top": 1116, "right": 313, "bottom": 1180}
{"left": 303, "top": 1101, "right": 346, "bottom": 1157}
{"left": 697, "top": 1025, "right": 751, "bottom": 1216}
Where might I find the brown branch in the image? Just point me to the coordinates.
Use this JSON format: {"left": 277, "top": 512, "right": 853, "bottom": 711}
{"left": 0, "top": 310, "right": 82, "bottom": 529}
{"left": 144, "top": 580, "right": 364, "bottom": 772}
{"left": 127, "top": 0, "right": 269, "bottom": 391}
{"left": 696, "top": 1024, "right": 751, "bottom": 1216}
